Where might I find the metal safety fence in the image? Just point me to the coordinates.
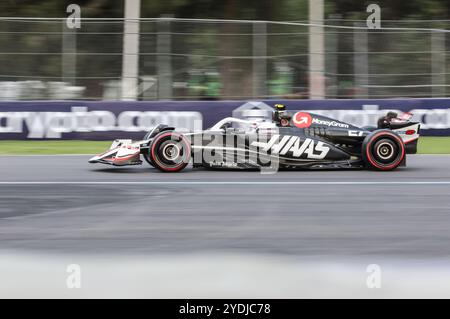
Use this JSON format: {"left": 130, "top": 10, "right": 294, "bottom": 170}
{"left": 0, "top": 17, "right": 449, "bottom": 100}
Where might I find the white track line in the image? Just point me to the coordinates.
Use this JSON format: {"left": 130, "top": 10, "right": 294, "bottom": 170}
{"left": 0, "top": 181, "right": 449, "bottom": 185}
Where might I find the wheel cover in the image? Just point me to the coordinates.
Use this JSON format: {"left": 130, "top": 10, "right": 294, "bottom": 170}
{"left": 373, "top": 139, "right": 397, "bottom": 163}
{"left": 150, "top": 132, "right": 191, "bottom": 171}
{"left": 365, "top": 132, "right": 405, "bottom": 170}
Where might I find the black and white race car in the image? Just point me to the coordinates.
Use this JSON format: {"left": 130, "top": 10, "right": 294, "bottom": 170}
{"left": 89, "top": 104, "right": 420, "bottom": 172}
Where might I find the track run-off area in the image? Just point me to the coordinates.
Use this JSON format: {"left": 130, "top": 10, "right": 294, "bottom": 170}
{"left": 1, "top": 154, "right": 450, "bottom": 297}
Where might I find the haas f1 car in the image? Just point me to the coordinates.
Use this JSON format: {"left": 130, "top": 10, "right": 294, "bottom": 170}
{"left": 89, "top": 104, "right": 420, "bottom": 172}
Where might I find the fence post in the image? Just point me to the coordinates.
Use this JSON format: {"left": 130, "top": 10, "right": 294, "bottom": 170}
{"left": 431, "top": 31, "right": 446, "bottom": 97}
{"left": 326, "top": 14, "right": 340, "bottom": 98}
{"left": 353, "top": 22, "right": 368, "bottom": 98}
{"left": 121, "top": 0, "right": 141, "bottom": 101}
{"left": 157, "top": 16, "right": 173, "bottom": 100}
{"left": 308, "top": 0, "right": 325, "bottom": 99}
{"left": 252, "top": 21, "right": 267, "bottom": 99}
{"left": 62, "top": 20, "right": 77, "bottom": 85}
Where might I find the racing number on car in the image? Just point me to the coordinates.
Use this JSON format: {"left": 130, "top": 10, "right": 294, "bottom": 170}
{"left": 293, "top": 112, "right": 312, "bottom": 128}
{"left": 349, "top": 130, "right": 364, "bottom": 137}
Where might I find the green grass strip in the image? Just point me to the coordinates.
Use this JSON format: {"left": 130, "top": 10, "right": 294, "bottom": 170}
{"left": 0, "top": 137, "right": 448, "bottom": 155}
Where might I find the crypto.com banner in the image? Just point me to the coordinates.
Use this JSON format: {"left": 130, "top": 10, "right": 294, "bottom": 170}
{"left": 0, "top": 99, "right": 449, "bottom": 140}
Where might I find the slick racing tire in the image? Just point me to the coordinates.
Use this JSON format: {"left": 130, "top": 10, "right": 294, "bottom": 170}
{"left": 143, "top": 127, "right": 173, "bottom": 167}
{"left": 362, "top": 129, "right": 405, "bottom": 171}
{"left": 149, "top": 131, "right": 191, "bottom": 172}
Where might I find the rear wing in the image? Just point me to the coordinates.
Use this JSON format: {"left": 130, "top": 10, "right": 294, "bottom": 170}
{"left": 377, "top": 112, "right": 420, "bottom": 154}
{"left": 391, "top": 122, "right": 420, "bottom": 154}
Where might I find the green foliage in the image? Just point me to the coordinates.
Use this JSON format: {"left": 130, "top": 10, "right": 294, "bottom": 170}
{"left": 0, "top": 140, "right": 111, "bottom": 155}
{"left": 417, "top": 137, "right": 450, "bottom": 154}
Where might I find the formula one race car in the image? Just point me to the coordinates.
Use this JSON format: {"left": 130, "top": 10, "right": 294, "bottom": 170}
{"left": 89, "top": 104, "right": 420, "bottom": 172}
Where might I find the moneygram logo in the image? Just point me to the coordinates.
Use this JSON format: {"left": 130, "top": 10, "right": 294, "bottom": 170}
{"left": 293, "top": 112, "right": 312, "bottom": 128}
{"left": 292, "top": 112, "right": 350, "bottom": 129}
{"left": 312, "top": 118, "right": 350, "bottom": 128}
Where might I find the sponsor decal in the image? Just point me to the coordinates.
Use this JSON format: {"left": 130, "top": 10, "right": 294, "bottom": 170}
{"left": 251, "top": 135, "right": 330, "bottom": 159}
{"left": 0, "top": 107, "right": 202, "bottom": 138}
{"left": 293, "top": 112, "right": 312, "bottom": 128}
{"left": 209, "top": 161, "right": 238, "bottom": 168}
{"left": 292, "top": 112, "right": 350, "bottom": 129}
{"left": 1, "top": 101, "right": 449, "bottom": 140}
{"left": 292, "top": 106, "right": 450, "bottom": 131}
{"left": 311, "top": 117, "right": 350, "bottom": 128}
{"left": 121, "top": 144, "right": 140, "bottom": 151}
{"left": 395, "top": 129, "right": 416, "bottom": 135}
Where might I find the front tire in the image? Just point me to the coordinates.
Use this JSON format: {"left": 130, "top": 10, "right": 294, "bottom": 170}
{"left": 362, "top": 130, "right": 405, "bottom": 171}
{"left": 149, "top": 131, "right": 191, "bottom": 172}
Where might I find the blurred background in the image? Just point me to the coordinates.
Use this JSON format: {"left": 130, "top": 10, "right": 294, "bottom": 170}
{"left": 0, "top": 0, "right": 450, "bottom": 101}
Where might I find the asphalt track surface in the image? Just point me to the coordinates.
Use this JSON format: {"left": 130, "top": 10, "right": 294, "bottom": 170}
{"left": 1, "top": 154, "right": 450, "bottom": 258}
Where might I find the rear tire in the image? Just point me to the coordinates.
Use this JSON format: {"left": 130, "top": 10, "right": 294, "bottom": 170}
{"left": 362, "top": 130, "right": 405, "bottom": 171}
{"left": 149, "top": 131, "right": 191, "bottom": 172}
